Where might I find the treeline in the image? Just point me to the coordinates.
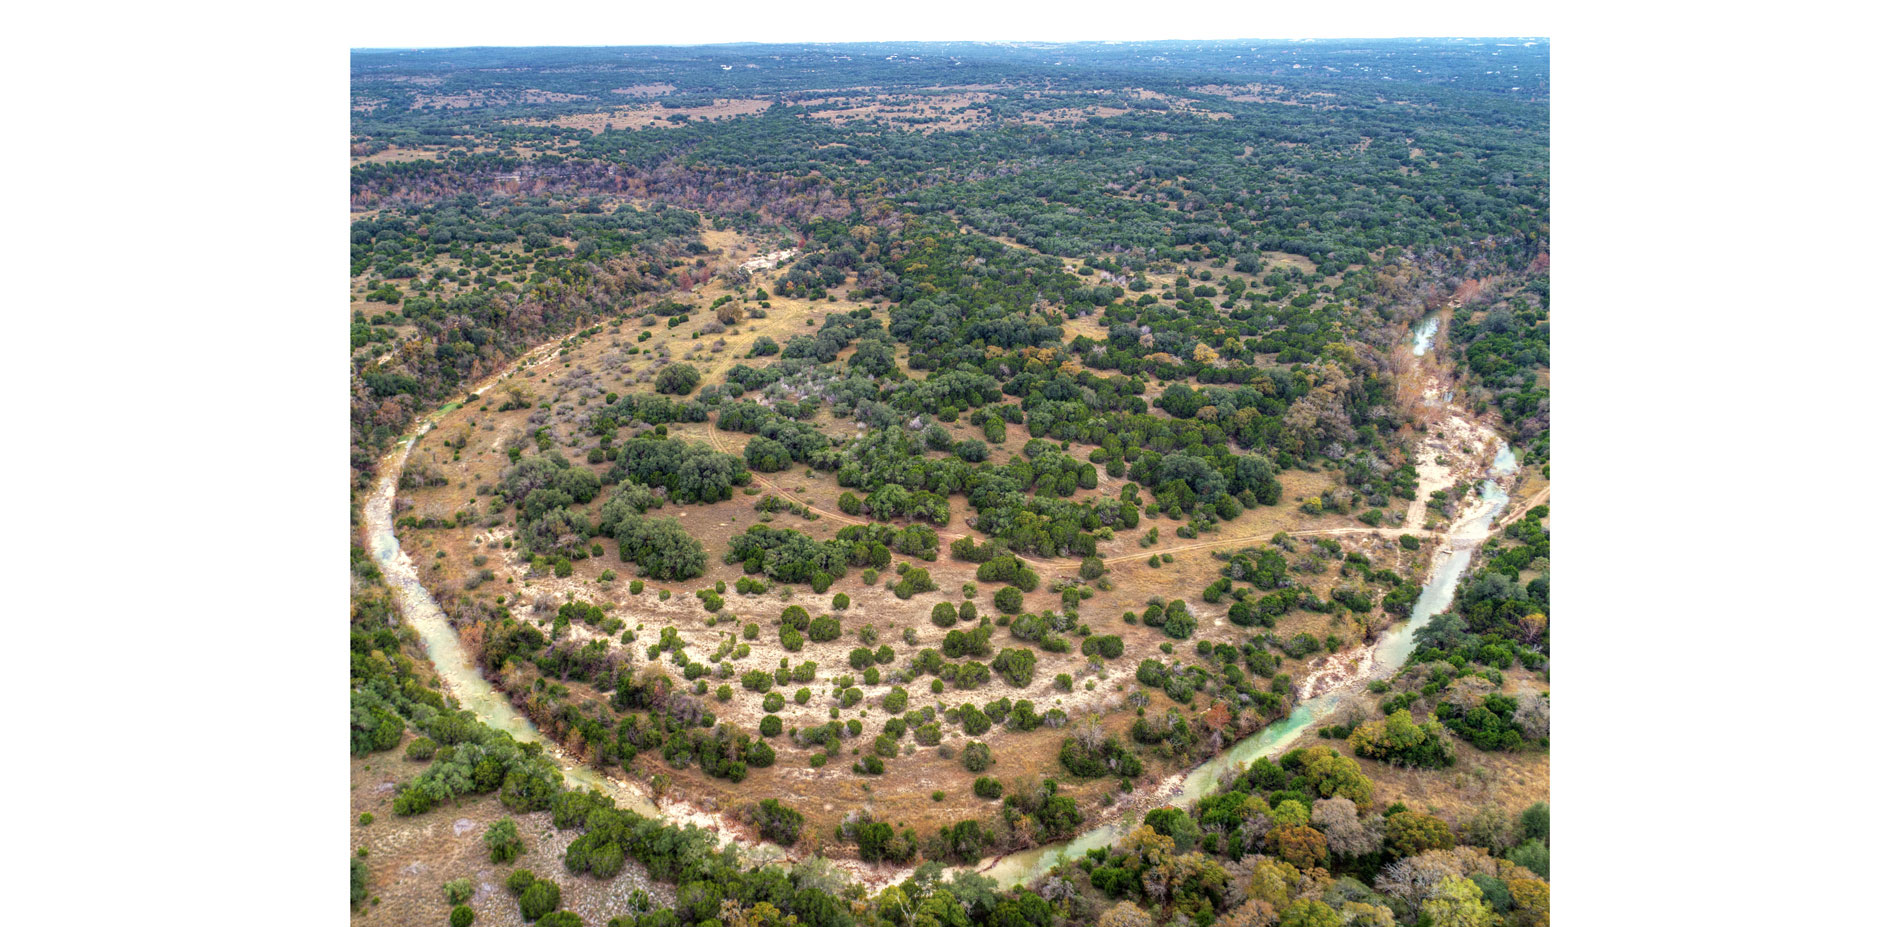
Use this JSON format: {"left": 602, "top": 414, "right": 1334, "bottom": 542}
{"left": 349, "top": 195, "right": 706, "bottom": 481}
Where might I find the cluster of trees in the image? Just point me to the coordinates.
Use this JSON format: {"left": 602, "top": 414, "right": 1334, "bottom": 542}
{"left": 1057, "top": 723, "right": 1145, "bottom": 779}
{"left": 725, "top": 523, "right": 935, "bottom": 592}
{"left": 365, "top": 526, "right": 1552, "bottom": 925}
{"left": 354, "top": 37, "right": 1550, "bottom": 883}
{"left": 607, "top": 435, "right": 750, "bottom": 504}
{"left": 352, "top": 583, "right": 566, "bottom": 819}
{"left": 347, "top": 193, "right": 706, "bottom": 479}
{"left": 1451, "top": 282, "right": 1551, "bottom": 464}
{"left": 615, "top": 515, "right": 707, "bottom": 580}
{"left": 1415, "top": 505, "right": 1550, "bottom": 667}
{"left": 1078, "top": 743, "right": 1549, "bottom": 925}
{"left": 1346, "top": 710, "right": 1457, "bottom": 769}
{"left": 1436, "top": 693, "right": 1534, "bottom": 751}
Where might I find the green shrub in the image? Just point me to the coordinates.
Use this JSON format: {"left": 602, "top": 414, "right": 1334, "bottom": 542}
{"left": 754, "top": 798, "right": 805, "bottom": 845}
{"left": 993, "top": 586, "right": 1023, "bottom": 614}
{"left": 519, "top": 880, "right": 561, "bottom": 921}
{"left": 483, "top": 819, "right": 523, "bottom": 863}
{"left": 962, "top": 741, "right": 993, "bottom": 772}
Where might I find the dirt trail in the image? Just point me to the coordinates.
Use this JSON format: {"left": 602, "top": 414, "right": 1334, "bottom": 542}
{"left": 703, "top": 418, "right": 872, "bottom": 530}
{"left": 1500, "top": 484, "right": 1551, "bottom": 526}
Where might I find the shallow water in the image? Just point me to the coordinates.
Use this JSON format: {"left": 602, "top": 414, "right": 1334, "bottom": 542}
{"left": 1413, "top": 317, "right": 1441, "bottom": 356}
{"left": 973, "top": 440, "right": 1520, "bottom": 886}
{"left": 365, "top": 428, "right": 665, "bottom": 815}
{"left": 363, "top": 357, "right": 1516, "bottom": 885}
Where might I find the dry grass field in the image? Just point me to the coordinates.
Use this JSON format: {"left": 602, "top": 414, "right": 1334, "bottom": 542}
{"left": 1289, "top": 663, "right": 1551, "bottom": 833}
{"left": 509, "top": 99, "right": 774, "bottom": 134}
{"left": 350, "top": 734, "right": 680, "bottom": 926}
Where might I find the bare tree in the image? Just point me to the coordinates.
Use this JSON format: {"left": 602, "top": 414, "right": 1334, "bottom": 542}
{"left": 1513, "top": 691, "right": 1551, "bottom": 740}
{"left": 1098, "top": 901, "right": 1152, "bottom": 927}
{"left": 1074, "top": 715, "right": 1108, "bottom": 753}
{"left": 1312, "top": 797, "right": 1383, "bottom": 859}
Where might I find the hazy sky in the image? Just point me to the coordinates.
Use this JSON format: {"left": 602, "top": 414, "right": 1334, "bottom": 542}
{"left": 353, "top": 0, "right": 1551, "bottom": 49}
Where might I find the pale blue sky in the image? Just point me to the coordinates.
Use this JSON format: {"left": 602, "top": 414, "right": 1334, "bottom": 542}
{"left": 353, "top": 0, "right": 1552, "bottom": 49}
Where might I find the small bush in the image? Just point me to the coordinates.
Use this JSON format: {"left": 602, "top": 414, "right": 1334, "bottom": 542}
{"left": 519, "top": 880, "right": 560, "bottom": 921}
{"left": 484, "top": 819, "right": 523, "bottom": 863}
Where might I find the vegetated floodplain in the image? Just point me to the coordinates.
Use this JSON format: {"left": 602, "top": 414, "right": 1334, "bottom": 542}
{"left": 350, "top": 38, "right": 1550, "bottom": 927}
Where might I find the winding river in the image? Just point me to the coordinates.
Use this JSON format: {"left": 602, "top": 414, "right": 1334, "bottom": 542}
{"left": 971, "top": 441, "right": 1519, "bottom": 886}
{"left": 361, "top": 348, "right": 1518, "bottom": 887}
{"left": 367, "top": 428, "right": 666, "bottom": 816}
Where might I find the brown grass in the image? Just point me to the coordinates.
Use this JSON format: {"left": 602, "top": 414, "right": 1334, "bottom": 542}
{"left": 351, "top": 737, "right": 676, "bottom": 925}
{"left": 795, "top": 91, "right": 997, "bottom": 133}
{"left": 511, "top": 99, "right": 773, "bottom": 134}
{"left": 382, "top": 254, "right": 1435, "bottom": 854}
{"left": 1190, "top": 84, "right": 1339, "bottom": 108}
{"left": 351, "top": 146, "right": 440, "bottom": 167}
{"left": 409, "top": 89, "right": 589, "bottom": 111}
{"left": 1290, "top": 667, "right": 1550, "bottom": 829}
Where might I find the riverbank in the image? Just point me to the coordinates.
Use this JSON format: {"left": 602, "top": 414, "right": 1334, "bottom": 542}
{"left": 962, "top": 432, "right": 1521, "bottom": 887}
{"left": 360, "top": 314, "right": 1528, "bottom": 888}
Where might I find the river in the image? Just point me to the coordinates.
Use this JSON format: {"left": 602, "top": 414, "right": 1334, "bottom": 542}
{"left": 1413, "top": 316, "right": 1440, "bottom": 356}
{"left": 971, "top": 440, "right": 1519, "bottom": 887}
{"left": 364, "top": 375, "right": 795, "bottom": 866}
{"left": 362, "top": 351, "right": 1517, "bottom": 886}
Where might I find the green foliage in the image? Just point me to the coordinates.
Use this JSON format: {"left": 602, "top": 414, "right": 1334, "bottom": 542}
{"left": 1058, "top": 734, "right": 1144, "bottom": 779}
{"left": 608, "top": 437, "right": 748, "bottom": 506}
{"left": 1520, "top": 801, "right": 1551, "bottom": 843}
{"left": 349, "top": 698, "right": 404, "bottom": 757}
{"left": 1507, "top": 838, "right": 1551, "bottom": 879}
{"left": 991, "top": 648, "right": 1038, "bottom": 686}
{"left": 352, "top": 46, "right": 1552, "bottom": 927}
{"left": 1346, "top": 711, "right": 1456, "bottom": 768}
{"left": 484, "top": 819, "right": 524, "bottom": 863}
{"left": 993, "top": 586, "right": 1023, "bottom": 614}
{"left": 655, "top": 363, "right": 701, "bottom": 395}
{"left": 1383, "top": 810, "right": 1456, "bottom": 856}
{"left": 962, "top": 740, "right": 993, "bottom": 772}
{"left": 753, "top": 798, "right": 805, "bottom": 846}
{"left": 843, "top": 814, "right": 918, "bottom": 864}
{"left": 519, "top": 877, "right": 561, "bottom": 921}
{"left": 615, "top": 514, "right": 707, "bottom": 580}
